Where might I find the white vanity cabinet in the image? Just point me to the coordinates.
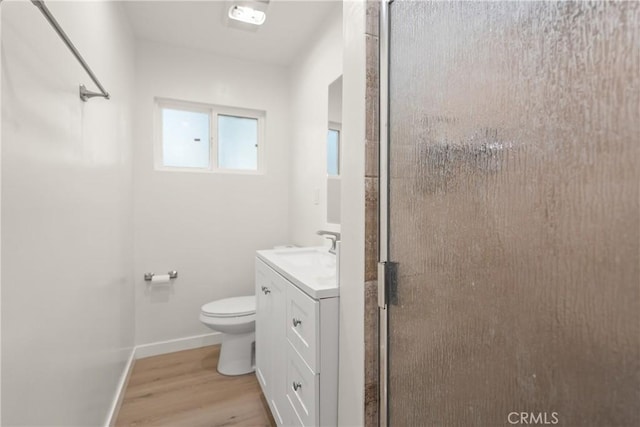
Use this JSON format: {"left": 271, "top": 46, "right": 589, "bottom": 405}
{"left": 255, "top": 253, "right": 339, "bottom": 427}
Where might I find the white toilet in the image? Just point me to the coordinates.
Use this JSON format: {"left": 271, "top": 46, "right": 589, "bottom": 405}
{"left": 199, "top": 295, "right": 256, "bottom": 376}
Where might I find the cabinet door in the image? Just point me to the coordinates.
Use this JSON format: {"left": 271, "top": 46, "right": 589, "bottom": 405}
{"left": 255, "top": 259, "right": 271, "bottom": 393}
{"left": 267, "top": 267, "right": 289, "bottom": 425}
{"left": 256, "top": 259, "right": 290, "bottom": 426}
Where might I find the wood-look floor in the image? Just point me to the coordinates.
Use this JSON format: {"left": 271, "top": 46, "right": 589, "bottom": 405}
{"left": 116, "top": 345, "right": 276, "bottom": 427}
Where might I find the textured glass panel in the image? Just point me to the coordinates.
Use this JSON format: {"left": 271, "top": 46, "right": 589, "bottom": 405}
{"left": 388, "top": 1, "right": 639, "bottom": 426}
{"left": 327, "top": 129, "right": 340, "bottom": 176}
{"left": 162, "top": 108, "right": 210, "bottom": 168}
{"left": 218, "top": 115, "right": 258, "bottom": 170}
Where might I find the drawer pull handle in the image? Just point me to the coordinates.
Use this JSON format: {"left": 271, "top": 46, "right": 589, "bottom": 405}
{"left": 292, "top": 318, "right": 302, "bottom": 327}
{"left": 292, "top": 381, "right": 302, "bottom": 391}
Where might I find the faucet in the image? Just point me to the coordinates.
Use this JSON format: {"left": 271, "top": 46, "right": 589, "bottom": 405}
{"left": 317, "top": 230, "right": 341, "bottom": 254}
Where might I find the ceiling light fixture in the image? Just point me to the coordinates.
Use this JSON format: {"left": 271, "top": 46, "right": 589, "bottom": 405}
{"left": 228, "top": 5, "right": 266, "bottom": 26}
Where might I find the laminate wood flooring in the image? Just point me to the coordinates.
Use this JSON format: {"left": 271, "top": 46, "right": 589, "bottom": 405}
{"left": 115, "top": 345, "right": 276, "bottom": 427}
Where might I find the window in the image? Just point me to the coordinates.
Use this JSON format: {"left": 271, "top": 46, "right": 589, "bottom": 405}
{"left": 156, "top": 99, "right": 264, "bottom": 173}
{"left": 327, "top": 123, "right": 341, "bottom": 176}
{"left": 162, "top": 108, "right": 211, "bottom": 169}
{"left": 218, "top": 115, "right": 258, "bottom": 170}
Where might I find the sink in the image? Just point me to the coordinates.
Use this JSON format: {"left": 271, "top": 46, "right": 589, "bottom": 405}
{"left": 258, "top": 247, "right": 338, "bottom": 298}
{"left": 274, "top": 248, "right": 335, "bottom": 270}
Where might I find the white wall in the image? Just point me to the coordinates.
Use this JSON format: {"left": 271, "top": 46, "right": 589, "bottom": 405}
{"left": 133, "top": 40, "right": 291, "bottom": 347}
{"left": 289, "top": 4, "right": 343, "bottom": 246}
{"left": 1, "top": 1, "right": 135, "bottom": 425}
{"left": 287, "top": 3, "right": 366, "bottom": 424}
{"left": 338, "top": 1, "right": 366, "bottom": 425}
{"left": 287, "top": 4, "right": 366, "bottom": 424}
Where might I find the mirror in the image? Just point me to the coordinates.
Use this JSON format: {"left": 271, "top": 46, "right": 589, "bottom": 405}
{"left": 327, "top": 76, "right": 342, "bottom": 224}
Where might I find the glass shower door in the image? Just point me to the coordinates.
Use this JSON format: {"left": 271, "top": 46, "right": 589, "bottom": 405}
{"left": 386, "top": 1, "right": 639, "bottom": 425}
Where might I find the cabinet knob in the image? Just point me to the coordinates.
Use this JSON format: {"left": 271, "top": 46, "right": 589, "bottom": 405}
{"left": 292, "top": 318, "right": 302, "bottom": 327}
{"left": 292, "top": 381, "right": 302, "bottom": 391}
{"left": 261, "top": 286, "right": 271, "bottom": 294}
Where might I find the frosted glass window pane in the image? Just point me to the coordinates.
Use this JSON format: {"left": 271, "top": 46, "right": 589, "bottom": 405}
{"left": 327, "top": 129, "right": 340, "bottom": 176}
{"left": 162, "top": 108, "right": 210, "bottom": 168}
{"left": 218, "top": 115, "right": 258, "bottom": 170}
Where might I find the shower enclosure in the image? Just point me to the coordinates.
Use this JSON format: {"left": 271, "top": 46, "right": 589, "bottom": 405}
{"left": 381, "top": 1, "right": 639, "bottom": 425}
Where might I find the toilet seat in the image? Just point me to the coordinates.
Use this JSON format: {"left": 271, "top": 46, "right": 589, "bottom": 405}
{"left": 201, "top": 295, "right": 255, "bottom": 318}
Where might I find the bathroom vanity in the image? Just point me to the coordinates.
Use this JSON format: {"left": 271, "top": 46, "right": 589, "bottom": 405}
{"left": 255, "top": 247, "right": 339, "bottom": 427}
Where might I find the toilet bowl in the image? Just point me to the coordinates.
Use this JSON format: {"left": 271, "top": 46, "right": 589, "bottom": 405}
{"left": 199, "top": 295, "right": 256, "bottom": 376}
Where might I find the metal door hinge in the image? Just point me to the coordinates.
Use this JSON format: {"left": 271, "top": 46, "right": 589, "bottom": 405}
{"left": 378, "top": 261, "right": 398, "bottom": 308}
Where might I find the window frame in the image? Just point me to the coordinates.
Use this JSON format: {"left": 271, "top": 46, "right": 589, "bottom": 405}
{"left": 154, "top": 98, "right": 266, "bottom": 175}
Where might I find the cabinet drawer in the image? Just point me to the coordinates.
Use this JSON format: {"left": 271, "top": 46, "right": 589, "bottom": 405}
{"left": 287, "top": 395, "right": 304, "bottom": 427}
{"left": 286, "top": 283, "right": 319, "bottom": 371}
{"left": 286, "top": 343, "right": 319, "bottom": 427}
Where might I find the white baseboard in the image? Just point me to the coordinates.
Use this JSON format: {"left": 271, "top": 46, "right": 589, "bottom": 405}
{"left": 134, "top": 332, "right": 223, "bottom": 359}
{"left": 105, "top": 348, "right": 136, "bottom": 427}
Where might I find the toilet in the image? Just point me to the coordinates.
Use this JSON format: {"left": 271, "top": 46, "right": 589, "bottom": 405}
{"left": 199, "top": 295, "right": 256, "bottom": 376}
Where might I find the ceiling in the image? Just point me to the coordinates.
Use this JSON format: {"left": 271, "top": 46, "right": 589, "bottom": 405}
{"left": 123, "top": 1, "right": 340, "bottom": 66}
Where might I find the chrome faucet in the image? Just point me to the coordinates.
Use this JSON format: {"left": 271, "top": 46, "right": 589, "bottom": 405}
{"left": 317, "top": 230, "right": 341, "bottom": 254}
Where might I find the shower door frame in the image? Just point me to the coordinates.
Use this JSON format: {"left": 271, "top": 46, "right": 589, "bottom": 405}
{"left": 377, "top": 0, "right": 391, "bottom": 426}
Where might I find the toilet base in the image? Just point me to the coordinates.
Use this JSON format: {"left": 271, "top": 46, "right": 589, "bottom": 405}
{"left": 217, "top": 331, "right": 255, "bottom": 376}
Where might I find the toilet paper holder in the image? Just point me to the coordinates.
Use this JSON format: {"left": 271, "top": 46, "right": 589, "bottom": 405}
{"left": 144, "top": 271, "right": 178, "bottom": 281}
